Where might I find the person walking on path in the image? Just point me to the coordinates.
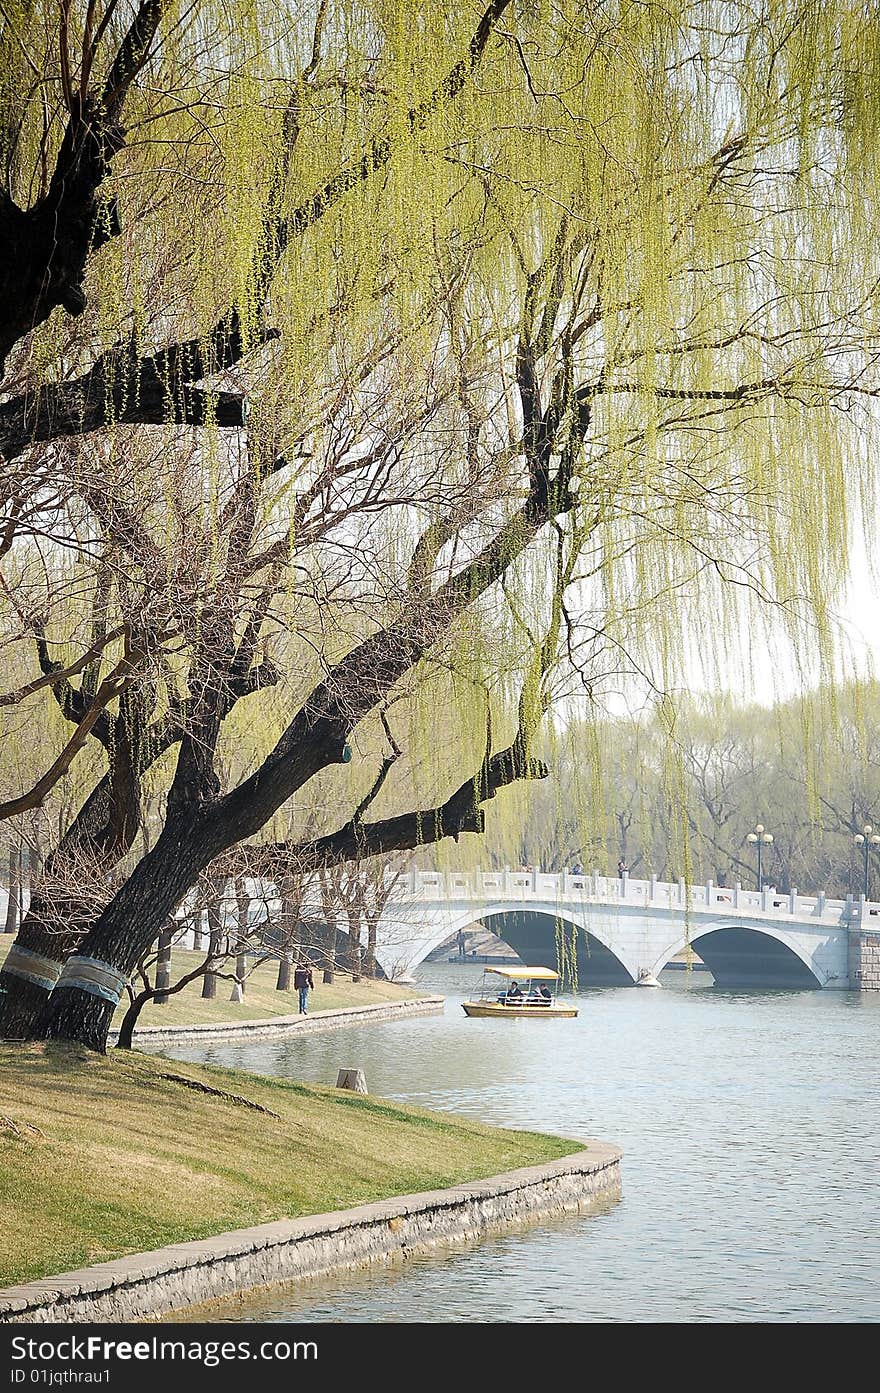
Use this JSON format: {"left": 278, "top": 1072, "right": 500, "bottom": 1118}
{"left": 294, "top": 960, "right": 314, "bottom": 1015}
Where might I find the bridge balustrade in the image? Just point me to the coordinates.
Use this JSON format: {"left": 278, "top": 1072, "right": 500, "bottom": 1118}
{"left": 402, "top": 867, "right": 872, "bottom": 927}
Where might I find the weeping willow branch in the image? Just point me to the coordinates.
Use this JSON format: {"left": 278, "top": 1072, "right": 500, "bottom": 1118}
{"left": 0, "top": 0, "right": 515, "bottom": 455}
{"left": 0, "top": 0, "right": 172, "bottom": 369}
{"left": 0, "top": 656, "right": 133, "bottom": 820}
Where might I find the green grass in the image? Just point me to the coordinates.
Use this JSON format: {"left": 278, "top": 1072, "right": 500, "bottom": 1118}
{"left": 0, "top": 941, "right": 424, "bottom": 1030}
{"left": 0, "top": 1043, "right": 579, "bottom": 1286}
{"left": 120, "top": 950, "right": 423, "bottom": 1028}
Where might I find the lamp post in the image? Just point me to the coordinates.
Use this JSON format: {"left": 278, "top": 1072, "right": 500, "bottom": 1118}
{"left": 853, "top": 824, "right": 880, "bottom": 899}
{"left": 746, "top": 823, "right": 774, "bottom": 891}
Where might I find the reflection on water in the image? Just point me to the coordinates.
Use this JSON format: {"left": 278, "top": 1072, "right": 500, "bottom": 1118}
{"left": 161, "top": 963, "right": 880, "bottom": 1322}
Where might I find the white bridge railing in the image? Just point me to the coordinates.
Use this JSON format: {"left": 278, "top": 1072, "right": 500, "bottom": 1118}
{"left": 402, "top": 868, "right": 880, "bottom": 927}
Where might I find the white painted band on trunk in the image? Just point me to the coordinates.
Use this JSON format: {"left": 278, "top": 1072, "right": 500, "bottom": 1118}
{"left": 1, "top": 945, "right": 63, "bottom": 990}
{"left": 56, "top": 955, "right": 127, "bottom": 1005}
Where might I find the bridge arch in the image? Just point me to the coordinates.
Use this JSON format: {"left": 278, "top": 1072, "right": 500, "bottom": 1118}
{"left": 429, "top": 905, "right": 636, "bottom": 986}
{"left": 652, "top": 921, "right": 823, "bottom": 989}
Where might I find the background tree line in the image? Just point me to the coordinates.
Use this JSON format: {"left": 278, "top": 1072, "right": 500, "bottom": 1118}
{"left": 475, "top": 680, "right": 880, "bottom": 900}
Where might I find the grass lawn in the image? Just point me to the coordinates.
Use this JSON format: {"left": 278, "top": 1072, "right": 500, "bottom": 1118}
{"left": 118, "top": 950, "right": 423, "bottom": 1028}
{"left": 0, "top": 942, "right": 424, "bottom": 1031}
{"left": 0, "top": 1044, "right": 579, "bottom": 1287}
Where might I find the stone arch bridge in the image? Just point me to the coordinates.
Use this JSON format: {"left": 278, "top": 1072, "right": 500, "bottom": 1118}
{"left": 374, "top": 869, "right": 880, "bottom": 990}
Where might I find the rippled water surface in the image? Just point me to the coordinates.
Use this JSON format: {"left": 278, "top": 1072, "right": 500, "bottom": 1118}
{"left": 163, "top": 963, "right": 880, "bottom": 1322}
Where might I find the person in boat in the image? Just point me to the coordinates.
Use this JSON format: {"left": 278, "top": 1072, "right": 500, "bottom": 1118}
{"left": 505, "top": 981, "right": 524, "bottom": 1004}
{"left": 537, "top": 983, "right": 553, "bottom": 1005}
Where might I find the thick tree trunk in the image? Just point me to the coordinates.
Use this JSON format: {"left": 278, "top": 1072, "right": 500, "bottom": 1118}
{"left": 276, "top": 954, "right": 292, "bottom": 990}
{"left": 40, "top": 986, "right": 115, "bottom": 1054}
{"left": 0, "top": 890, "right": 82, "bottom": 1038}
{"left": 0, "top": 772, "right": 137, "bottom": 1037}
{"left": 38, "top": 810, "right": 220, "bottom": 1050}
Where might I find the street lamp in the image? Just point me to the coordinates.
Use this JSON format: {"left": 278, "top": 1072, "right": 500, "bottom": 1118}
{"left": 746, "top": 823, "right": 774, "bottom": 891}
{"left": 853, "top": 823, "right": 880, "bottom": 899}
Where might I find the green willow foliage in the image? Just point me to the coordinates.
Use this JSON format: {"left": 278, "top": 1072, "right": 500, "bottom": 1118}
{"left": 484, "top": 681, "right": 880, "bottom": 902}
{"left": 3, "top": 0, "right": 880, "bottom": 885}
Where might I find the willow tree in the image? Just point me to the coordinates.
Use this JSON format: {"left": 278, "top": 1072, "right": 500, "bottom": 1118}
{"left": 1, "top": 0, "right": 879, "bottom": 1050}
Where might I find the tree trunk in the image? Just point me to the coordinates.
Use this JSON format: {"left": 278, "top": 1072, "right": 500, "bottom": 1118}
{"left": 276, "top": 953, "right": 291, "bottom": 990}
{"left": 320, "top": 872, "right": 336, "bottom": 984}
{"left": 365, "top": 915, "right": 377, "bottom": 978}
{"left": 0, "top": 770, "right": 138, "bottom": 1037}
{"left": 3, "top": 847, "right": 20, "bottom": 934}
{"left": 347, "top": 905, "right": 362, "bottom": 983}
{"left": 200, "top": 885, "right": 224, "bottom": 1000}
{"left": 192, "top": 912, "right": 205, "bottom": 952}
{"left": 38, "top": 810, "right": 220, "bottom": 1050}
{"left": 154, "top": 928, "right": 173, "bottom": 1004}
{"left": 235, "top": 875, "right": 250, "bottom": 944}
{"left": 116, "top": 991, "right": 152, "bottom": 1049}
{"left": 322, "top": 930, "right": 336, "bottom": 985}
{"left": 278, "top": 871, "right": 300, "bottom": 969}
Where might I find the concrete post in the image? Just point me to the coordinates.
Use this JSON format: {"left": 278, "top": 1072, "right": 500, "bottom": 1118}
{"left": 336, "top": 1068, "right": 367, "bottom": 1094}
{"left": 649, "top": 875, "right": 657, "bottom": 904}
{"left": 592, "top": 870, "right": 600, "bottom": 897}
{"left": 621, "top": 870, "right": 629, "bottom": 899}
{"left": 789, "top": 887, "right": 797, "bottom": 915}
{"left": 733, "top": 881, "right": 740, "bottom": 908}
{"left": 706, "top": 879, "right": 714, "bottom": 906}
{"left": 678, "top": 877, "right": 686, "bottom": 908}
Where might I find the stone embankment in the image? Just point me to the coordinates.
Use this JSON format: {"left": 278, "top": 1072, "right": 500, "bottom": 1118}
{"left": 109, "top": 995, "right": 444, "bottom": 1046}
{"left": 0, "top": 1145, "right": 621, "bottom": 1322}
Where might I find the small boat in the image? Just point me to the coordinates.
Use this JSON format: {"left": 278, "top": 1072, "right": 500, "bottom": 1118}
{"left": 635, "top": 969, "right": 661, "bottom": 988}
{"left": 461, "top": 966, "right": 578, "bottom": 1018}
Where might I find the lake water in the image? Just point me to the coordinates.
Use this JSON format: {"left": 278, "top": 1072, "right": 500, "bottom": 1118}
{"left": 162, "top": 962, "right": 880, "bottom": 1322}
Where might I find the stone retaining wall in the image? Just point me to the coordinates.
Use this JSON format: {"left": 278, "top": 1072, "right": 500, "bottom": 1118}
{"left": 0, "top": 1144, "right": 621, "bottom": 1323}
{"left": 109, "top": 995, "right": 444, "bottom": 1046}
{"left": 849, "top": 931, "right": 880, "bottom": 990}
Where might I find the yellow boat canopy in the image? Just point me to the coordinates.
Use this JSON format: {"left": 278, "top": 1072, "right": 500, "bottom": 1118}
{"left": 485, "top": 966, "right": 559, "bottom": 981}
